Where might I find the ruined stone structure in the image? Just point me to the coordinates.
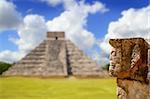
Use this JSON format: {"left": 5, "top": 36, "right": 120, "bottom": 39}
{"left": 109, "top": 38, "right": 150, "bottom": 99}
{"left": 3, "top": 32, "right": 106, "bottom": 77}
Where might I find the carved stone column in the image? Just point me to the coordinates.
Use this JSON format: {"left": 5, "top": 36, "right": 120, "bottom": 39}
{"left": 109, "top": 38, "right": 149, "bottom": 99}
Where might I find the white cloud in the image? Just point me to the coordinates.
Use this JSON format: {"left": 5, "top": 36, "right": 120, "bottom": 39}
{"left": 0, "top": 50, "right": 24, "bottom": 63}
{"left": 0, "top": 14, "right": 47, "bottom": 63}
{"left": 40, "top": 0, "right": 62, "bottom": 6}
{"left": 40, "top": 0, "right": 76, "bottom": 9}
{"left": 85, "top": 1, "right": 109, "bottom": 14}
{"left": 15, "top": 14, "right": 47, "bottom": 53}
{"left": 91, "top": 50, "right": 109, "bottom": 65}
{"left": 46, "top": 0, "right": 108, "bottom": 50}
{"left": 106, "top": 6, "right": 150, "bottom": 39}
{"left": 97, "top": 5, "right": 150, "bottom": 65}
{"left": 0, "top": 0, "right": 109, "bottom": 63}
{"left": 0, "top": 0, "right": 22, "bottom": 31}
{"left": 98, "top": 39, "right": 111, "bottom": 54}
{"left": 99, "top": 6, "right": 150, "bottom": 55}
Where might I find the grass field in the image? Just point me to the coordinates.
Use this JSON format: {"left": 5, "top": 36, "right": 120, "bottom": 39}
{"left": 0, "top": 77, "right": 116, "bottom": 99}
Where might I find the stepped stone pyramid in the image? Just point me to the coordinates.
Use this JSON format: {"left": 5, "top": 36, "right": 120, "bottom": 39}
{"left": 3, "top": 32, "right": 107, "bottom": 77}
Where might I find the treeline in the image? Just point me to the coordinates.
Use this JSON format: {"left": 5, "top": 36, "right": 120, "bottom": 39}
{"left": 102, "top": 63, "right": 110, "bottom": 71}
{"left": 0, "top": 61, "right": 12, "bottom": 74}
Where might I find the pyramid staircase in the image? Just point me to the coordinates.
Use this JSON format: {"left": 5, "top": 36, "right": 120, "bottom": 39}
{"left": 3, "top": 32, "right": 107, "bottom": 77}
{"left": 66, "top": 40, "right": 104, "bottom": 77}
{"left": 3, "top": 40, "right": 47, "bottom": 76}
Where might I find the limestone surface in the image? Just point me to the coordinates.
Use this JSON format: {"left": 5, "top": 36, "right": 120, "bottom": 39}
{"left": 109, "top": 38, "right": 150, "bottom": 99}
{"left": 3, "top": 32, "right": 106, "bottom": 77}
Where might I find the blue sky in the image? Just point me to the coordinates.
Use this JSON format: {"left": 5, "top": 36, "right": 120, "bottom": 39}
{"left": 0, "top": 0, "right": 149, "bottom": 63}
{"left": 12, "top": 0, "right": 149, "bottom": 38}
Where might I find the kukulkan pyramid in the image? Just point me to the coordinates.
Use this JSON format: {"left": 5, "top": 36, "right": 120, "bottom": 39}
{"left": 3, "top": 32, "right": 107, "bottom": 77}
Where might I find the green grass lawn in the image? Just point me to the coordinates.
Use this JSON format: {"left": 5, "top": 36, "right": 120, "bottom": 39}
{"left": 0, "top": 77, "right": 116, "bottom": 99}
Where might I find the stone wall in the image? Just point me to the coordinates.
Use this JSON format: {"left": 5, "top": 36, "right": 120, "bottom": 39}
{"left": 47, "top": 32, "right": 65, "bottom": 40}
{"left": 45, "top": 40, "right": 68, "bottom": 76}
{"left": 109, "top": 38, "right": 150, "bottom": 99}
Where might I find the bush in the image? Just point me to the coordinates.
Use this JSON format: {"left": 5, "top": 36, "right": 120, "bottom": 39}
{"left": 102, "top": 63, "right": 110, "bottom": 71}
{"left": 0, "top": 61, "right": 12, "bottom": 75}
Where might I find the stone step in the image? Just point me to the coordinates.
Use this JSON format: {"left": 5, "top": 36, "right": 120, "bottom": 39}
{"left": 68, "top": 55, "right": 95, "bottom": 63}
{"left": 24, "top": 56, "right": 45, "bottom": 60}
{"left": 32, "top": 41, "right": 46, "bottom": 51}
{"left": 24, "top": 55, "right": 45, "bottom": 59}
{"left": 67, "top": 51, "right": 84, "bottom": 55}
{"left": 33, "top": 47, "right": 46, "bottom": 52}
{"left": 29, "top": 51, "right": 45, "bottom": 55}
{"left": 18, "top": 61, "right": 44, "bottom": 64}
{"left": 67, "top": 55, "right": 82, "bottom": 59}
{"left": 71, "top": 64, "right": 98, "bottom": 68}
{"left": 39, "top": 40, "right": 46, "bottom": 45}
{"left": 77, "top": 59, "right": 97, "bottom": 63}
{"left": 11, "top": 64, "right": 44, "bottom": 69}
{"left": 66, "top": 44, "right": 79, "bottom": 49}
{"left": 10, "top": 66, "right": 41, "bottom": 70}
{"left": 21, "top": 57, "right": 45, "bottom": 61}
{"left": 19, "top": 60, "right": 44, "bottom": 64}
{"left": 68, "top": 56, "right": 91, "bottom": 60}
{"left": 35, "top": 46, "right": 46, "bottom": 49}
{"left": 33, "top": 42, "right": 46, "bottom": 49}
{"left": 66, "top": 42, "right": 80, "bottom": 49}
{"left": 30, "top": 54, "right": 45, "bottom": 57}
{"left": 70, "top": 61, "right": 97, "bottom": 66}
{"left": 66, "top": 44, "right": 81, "bottom": 49}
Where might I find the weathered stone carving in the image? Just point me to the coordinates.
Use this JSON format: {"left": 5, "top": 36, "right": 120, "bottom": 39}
{"left": 109, "top": 38, "right": 150, "bottom": 99}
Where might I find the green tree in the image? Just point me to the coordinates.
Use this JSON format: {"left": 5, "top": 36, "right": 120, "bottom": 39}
{"left": 102, "top": 63, "right": 110, "bottom": 71}
{"left": 0, "top": 61, "right": 12, "bottom": 75}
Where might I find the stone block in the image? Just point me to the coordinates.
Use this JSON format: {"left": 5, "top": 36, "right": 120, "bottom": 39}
{"left": 109, "top": 38, "right": 150, "bottom": 99}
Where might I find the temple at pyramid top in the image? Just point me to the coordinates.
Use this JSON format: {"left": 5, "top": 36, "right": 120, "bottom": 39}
{"left": 3, "top": 32, "right": 107, "bottom": 77}
{"left": 47, "top": 31, "right": 65, "bottom": 40}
